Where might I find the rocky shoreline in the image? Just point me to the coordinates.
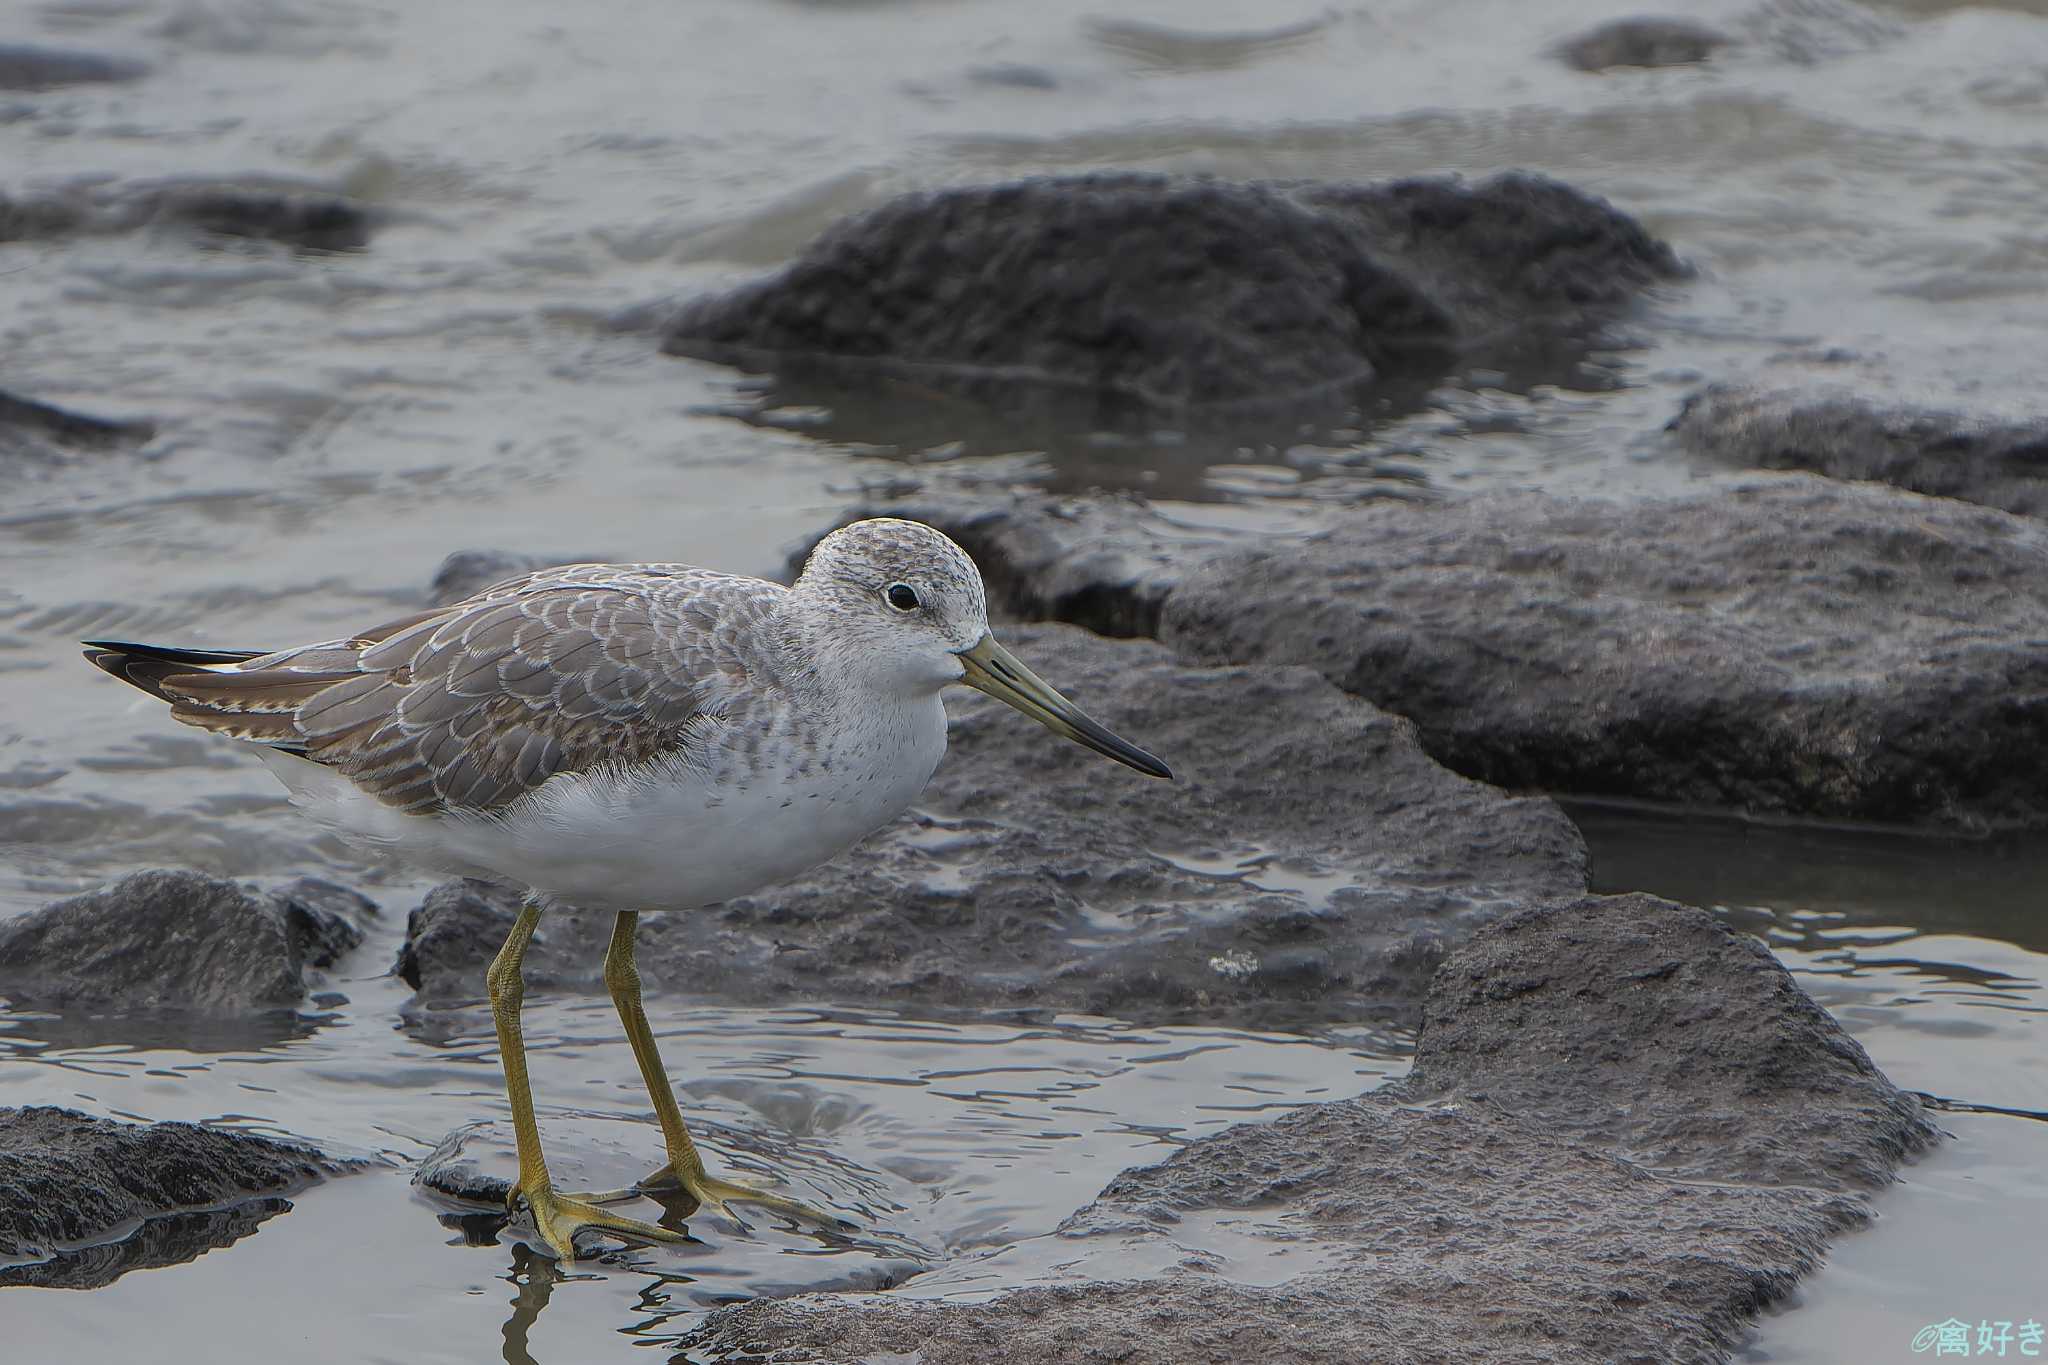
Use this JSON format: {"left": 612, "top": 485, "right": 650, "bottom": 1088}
{"left": 5, "top": 158, "right": 2028, "bottom": 1355}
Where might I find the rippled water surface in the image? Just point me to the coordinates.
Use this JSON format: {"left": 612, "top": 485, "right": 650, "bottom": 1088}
{"left": 5, "top": 0, "right": 2047, "bottom": 1357}
{"left": 1573, "top": 807, "right": 2048, "bottom": 1362}
{"left": 0, "top": 927, "right": 1403, "bottom": 1358}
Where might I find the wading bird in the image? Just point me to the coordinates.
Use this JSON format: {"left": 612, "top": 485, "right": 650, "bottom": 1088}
{"left": 85, "top": 519, "right": 1171, "bottom": 1259}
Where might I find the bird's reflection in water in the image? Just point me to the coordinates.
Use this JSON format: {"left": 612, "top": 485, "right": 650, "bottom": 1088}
{"left": 439, "top": 1188, "right": 916, "bottom": 1365}
{"left": 500, "top": 1246, "right": 559, "bottom": 1365}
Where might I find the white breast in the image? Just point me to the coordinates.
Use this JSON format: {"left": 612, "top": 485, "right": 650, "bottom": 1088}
{"left": 265, "top": 692, "right": 951, "bottom": 913}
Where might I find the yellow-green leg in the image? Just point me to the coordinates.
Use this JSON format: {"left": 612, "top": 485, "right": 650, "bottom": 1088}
{"left": 485, "top": 898, "right": 686, "bottom": 1260}
{"left": 596, "top": 910, "right": 842, "bottom": 1228}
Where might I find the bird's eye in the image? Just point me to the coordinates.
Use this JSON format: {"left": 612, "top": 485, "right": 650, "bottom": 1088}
{"left": 885, "top": 583, "right": 921, "bottom": 612}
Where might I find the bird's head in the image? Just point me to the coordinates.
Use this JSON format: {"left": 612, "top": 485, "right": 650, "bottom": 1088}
{"left": 792, "top": 518, "right": 1171, "bottom": 779}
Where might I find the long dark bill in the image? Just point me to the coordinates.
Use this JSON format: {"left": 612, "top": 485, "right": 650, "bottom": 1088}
{"left": 956, "top": 635, "right": 1173, "bottom": 780}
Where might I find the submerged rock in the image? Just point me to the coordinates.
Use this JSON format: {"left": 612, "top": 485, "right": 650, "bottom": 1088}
{"left": 0, "top": 179, "right": 379, "bottom": 251}
{"left": 861, "top": 480, "right": 2048, "bottom": 831}
{"left": 0, "top": 387, "right": 155, "bottom": 468}
{"left": 660, "top": 172, "right": 1680, "bottom": 420}
{"left": 399, "top": 625, "right": 1588, "bottom": 1027}
{"left": 1673, "top": 383, "right": 2048, "bottom": 518}
{"left": 0, "top": 43, "right": 149, "bottom": 91}
{"left": 0, "top": 870, "right": 374, "bottom": 1012}
{"left": 678, "top": 894, "right": 1937, "bottom": 1363}
{"left": 0, "top": 1106, "right": 362, "bottom": 1289}
{"left": 146, "top": 186, "right": 376, "bottom": 252}
{"left": 1555, "top": 16, "right": 1731, "bottom": 70}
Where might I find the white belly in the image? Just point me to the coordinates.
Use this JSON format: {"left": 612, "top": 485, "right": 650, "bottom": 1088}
{"left": 258, "top": 695, "right": 949, "bottom": 912}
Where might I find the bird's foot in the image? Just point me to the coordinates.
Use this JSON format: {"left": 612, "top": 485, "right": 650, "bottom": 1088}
{"left": 512, "top": 1181, "right": 687, "bottom": 1261}
{"left": 636, "top": 1159, "right": 849, "bottom": 1231}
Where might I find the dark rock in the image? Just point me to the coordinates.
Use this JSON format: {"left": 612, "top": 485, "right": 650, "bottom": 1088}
{"left": 0, "top": 193, "right": 88, "bottom": 242}
{"left": 661, "top": 173, "right": 1680, "bottom": 420}
{"left": 1673, "top": 383, "right": 2048, "bottom": 518}
{"left": 964, "top": 62, "right": 1059, "bottom": 90}
{"left": 395, "top": 877, "right": 601, "bottom": 1005}
{"left": 148, "top": 187, "right": 375, "bottom": 252}
{"left": 0, "top": 1106, "right": 363, "bottom": 1289}
{"left": 0, "top": 388, "right": 155, "bottom": 468}
{"left": 1556, "top": 17, "right": 1731, "bottom": 71}
{"left": 0, "top": 43, "right": 149, "bottom": 91}
{"left": 400, "top": 625, "right": 1588, "bottom": 1027}
{"left": 0, "top": 179, "right": 378, "bottom": 251}
{"left": 1294, "top": 173, "right": 1684, "bottom": 331}
{"left": 866, "top": 481, "right": 2048, "bottom": 830}
{"left": 676, "top": 894, "right": 1935, "bottom": 1363}
{"left": 1159, "top": 477, "right": 2048, "bottom": 831}
{"left": 1403, "top": 894, "right": 1936, "bottom": 1189}
{"left": 268, "top": 876, "right": 378, "bottom": 969}
{"left": 428, "top": 549, "right": 605, "bottom": 607}
{"left": 0, "top": 869, "right": 373, "bottom": 1012}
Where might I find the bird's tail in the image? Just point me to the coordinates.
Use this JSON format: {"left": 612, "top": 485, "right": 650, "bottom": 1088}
{"left": 82, "top": 640, "right": 268, "bottom": 703}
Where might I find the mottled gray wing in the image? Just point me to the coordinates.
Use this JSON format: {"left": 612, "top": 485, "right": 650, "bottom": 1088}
{"left": 159, "top": 566, "right": 780, "bottom": 815}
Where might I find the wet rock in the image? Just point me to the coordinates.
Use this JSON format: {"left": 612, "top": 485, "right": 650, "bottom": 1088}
{"left": 869, "top": 481, "right": 2048, "bottom": 831}
{"left": 661, "top": 172, "right": 1680, "bottom": 420}
{"left": 1294, "top": 172, "right": 1684, "bottom": 329}
{"left": 1406, "top": 894, "right": 1936, "bottom": 1189}
{"left": 0, "top": 869, "right": 374, "bottom": 1012}
{"left": 395, "top": 877, "right": 603, "bottom": 1006}
{"left": 147, "top": 186, "right": 376, "bottom": 252}
{"left": 1555, "top": 16, "right": 1731, "bottom": 70}
{"left": 0, "top": 43, "right": 149, "bottom": 90}
{"left": 0, "top": 387, "right": 156, "bottom": 468}
{"left": 0, "top": 179, "right": 378, "bottom": 251}
{"left": 428, "top": 548, "right": 606, "bottom": 606}
{"left": 677, "top": 894, "right": 1935, "bottom": 1363}
{"left": 399, "top": 625, "right": 1588, "bottom": 1027}
{"left": 1159, "top": 477, "right": 2048, "bottom": 830}
{"left": 964, "top": 62, "right": 1059, "bottom": 90}
{"left": 1672, "top": 383, "right": 2048, "bottom": 518}
{"left": 0, "top": 194, "right": 89, "bottom": 242}
{"left": 269, "top": 876, "right": 379, "bottom": 969}
{"left": 0, "top": 1106, "right": 361, "bottom": 1289}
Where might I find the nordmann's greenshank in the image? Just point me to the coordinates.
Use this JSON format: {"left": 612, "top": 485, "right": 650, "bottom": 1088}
{"left": 84, "top": 518, "right": 1171, "bottom": 1260}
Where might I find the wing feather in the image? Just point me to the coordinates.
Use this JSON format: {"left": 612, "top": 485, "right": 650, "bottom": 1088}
{"left": 153, "top": 566, "right": 778, "bottom": 815}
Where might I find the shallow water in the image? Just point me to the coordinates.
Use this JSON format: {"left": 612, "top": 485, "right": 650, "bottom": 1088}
{"left": 5, "top": 0, "right": 2048, "bottom": 1355}
{"left": 0, "top": 910, "right": 1403, "bottom": 1357}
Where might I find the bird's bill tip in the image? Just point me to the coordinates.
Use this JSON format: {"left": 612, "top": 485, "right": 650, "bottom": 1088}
{"left": 956, "top": 635, "right": 1173, "bottom": 780}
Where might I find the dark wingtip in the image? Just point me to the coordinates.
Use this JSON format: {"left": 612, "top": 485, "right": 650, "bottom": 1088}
{"left": 81, "top": 639, "right": 264, "bottom": 701}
